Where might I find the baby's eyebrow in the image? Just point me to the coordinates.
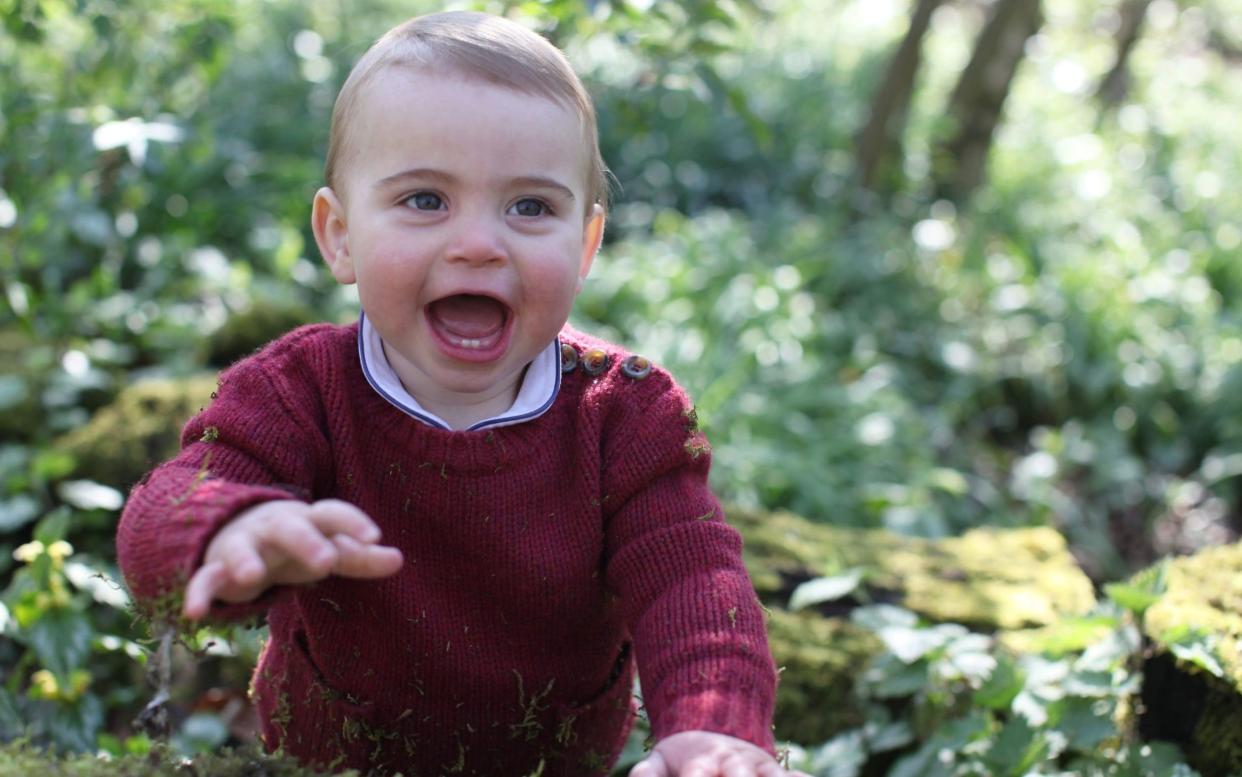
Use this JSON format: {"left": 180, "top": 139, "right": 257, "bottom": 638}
{"left": 374, "top": 168, "right": 575, "bottom": 202}
{"left": 374, "top": 167, "right": 456, "bottom": 191}
{"left": 507, "top": 176, "right": 576, "bottom": 202}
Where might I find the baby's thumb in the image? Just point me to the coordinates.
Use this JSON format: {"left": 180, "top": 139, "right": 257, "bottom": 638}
{"left": 628, "top": 751, "right": 670, "bottom": 777}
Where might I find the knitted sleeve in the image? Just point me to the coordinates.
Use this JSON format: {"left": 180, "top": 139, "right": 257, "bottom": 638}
{"left": 601, "top": 374, "right": 777, "bottom": 753}
{"left": 116, "top": 331, "right": 335, "bottom": 623}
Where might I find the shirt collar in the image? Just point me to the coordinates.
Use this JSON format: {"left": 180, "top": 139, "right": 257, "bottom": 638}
{"left": 357, "top": 312, "right": 561, "bottom": 431}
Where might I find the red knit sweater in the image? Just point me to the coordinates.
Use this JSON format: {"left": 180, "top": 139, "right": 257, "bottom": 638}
{"left": 116, "top": 322, "right": 777, "bottom": 776}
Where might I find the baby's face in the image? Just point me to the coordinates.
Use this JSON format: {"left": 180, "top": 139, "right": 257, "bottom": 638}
{"left": 319, "top": 67, "right": 603, "bottom": 413}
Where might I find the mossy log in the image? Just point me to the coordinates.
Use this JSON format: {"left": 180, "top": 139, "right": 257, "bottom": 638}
{"left": 730, "top": 506, "right": 1097, "bottom": 744}
{"left": 53, "top": 375, "right": 218, "bottom": 491}
{"left": 1137, "top": 542, "right": 1242, "bottom": 775}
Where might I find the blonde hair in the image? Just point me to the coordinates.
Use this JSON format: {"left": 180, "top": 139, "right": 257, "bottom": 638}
{"left": 325, "top": 11, "right": 608, "bottom": 213}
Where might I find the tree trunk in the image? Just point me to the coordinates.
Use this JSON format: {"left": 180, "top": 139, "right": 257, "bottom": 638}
{"left": 933, "top": 0, "right": 1044, "bottom": 203}
{"left": 854, "top": 0, "right": 947, "bottom": 193}
{"left": 1096, "top": 0, "right": 1154, "bottom": 108}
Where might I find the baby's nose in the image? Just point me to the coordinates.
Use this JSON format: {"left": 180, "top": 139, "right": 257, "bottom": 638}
{"left": 446, "top": 214, "right": 507, "bottom": 266}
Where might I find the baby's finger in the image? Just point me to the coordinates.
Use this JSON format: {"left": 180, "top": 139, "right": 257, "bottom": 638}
{"left": 678, "top": 756, "right": 722, "bottom": 777}
{"left": 629, "top": 752, "right": 670, "bottom": 777}
{"left": 306, "top": 499, "right": 382, "bottom": 543}
{"left": 214, "top": 534, "right": 268, "bottom": 587}
{"left": 331, "top": 534, "right": 404, "bottom": 578}
{"left": 183, "top": 561, "right": 229, "bottom": 620}
{"left": 722, "top": 753, "right": 758, "bottom": 777}
{"left": 259, "top": 515, "right": 338, "bottom": 577}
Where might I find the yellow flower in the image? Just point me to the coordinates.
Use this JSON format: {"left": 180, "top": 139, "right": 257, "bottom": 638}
{"left": 28, "top": 669, "right": 90, "bottom": 702}
{"left": 30, "top": 670, "right": 59, "bottom": 699}
{"left": 46, "top": 541, "right": 74, "bottom": 561}
{"left": 13, "top": 541, "right": 44, "bottom": 563}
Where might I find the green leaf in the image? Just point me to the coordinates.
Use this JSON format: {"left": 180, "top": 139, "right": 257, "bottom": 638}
{"left": 1011, "top": 614, "right": 1122, "bottom": 656}
{"left": 47, "top": 693, "right": 104, "bottom": 753}
{"left": 788, "top": 568, "right": 863, "bottom": 611}
{"left": 0, "top": 495, "right": 40, "bottom": 532}
{"left": 974, "top": 652, "right": 1025, "bottom": 709}
{"left": 0, "top": 687, "right": 23, "bottom": 740}
{"left": 1105, "top": 562, "right": 1167, "bottom": 616}
{"left": 807, "top": 728, "right": 867, "bottom": 777}
{"left": 879, "top": 623, "right": 966, "bottom": 664}
{"left": 1048, "top": 697, "right": 1116, "bottom": 752}
{"left": 1163, "top": 626, "right": 1226, "bottom": 679}
{"left": 33, "top": 508, "right": 72, "bottom": 544}
{"left": 982, "top": 716, "right": 1048, "bottom": 775}
{"left": 925, "top": 467, "right": 970, "bottom": 495}
{"left": 851, "top": 604, "right": 918, "bottom": 632}
{"left": 26, "top": 606, "right": 93, "bottom": 678}
{"left": 866, "top": 719, "right": 914, "bottom": 753}
{"left": 0, "top": 375, "right": 28, "bottom": 410}
{"left": 862, "top": 653, "right": 928, "bottom": 699}
{"left": 888, "top": 712, "right": 990, "bottom": 777}
{"left": 1062, "top": 669, "right": 1120, "bottom": 698}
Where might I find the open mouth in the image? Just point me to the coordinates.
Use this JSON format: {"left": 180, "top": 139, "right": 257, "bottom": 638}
{"left": 425, "top": 293, "right": 512, "bottom": 360}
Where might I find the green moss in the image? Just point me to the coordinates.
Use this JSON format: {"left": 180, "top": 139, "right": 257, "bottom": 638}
{"left": 0, "top": 740, "right": 357, "bottom": 776}
{"left": 53, "top": 375, "right": 217, "bottom": 490}
{"left": 1138, "top": 542, "right": 1242, "bottom": 773}
{"left": 766, "top": 609, "right": 879, "bottom": 744}
{"left": 731, "top": 506, "right": 1097, "bottom": 746}
{"left": 732, "top": 507, "right": 1095, "bottom": 629}
{"left": 201, "top": 303, "right": 316, "bottom": 368}
{"left": 1143, "top": 542, "right": 1242, "bottom": 693}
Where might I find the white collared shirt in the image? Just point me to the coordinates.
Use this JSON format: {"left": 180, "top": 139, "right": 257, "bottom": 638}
{"left": 357, "top": 313, "right": 561, "bottom": 431}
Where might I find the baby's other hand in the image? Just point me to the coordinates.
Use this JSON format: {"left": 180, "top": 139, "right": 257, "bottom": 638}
{"left": 629, "top": 731, "right": 811, "bottom": 777}
{"left": 183, "top": 498, "right": 403, "bottom": 619}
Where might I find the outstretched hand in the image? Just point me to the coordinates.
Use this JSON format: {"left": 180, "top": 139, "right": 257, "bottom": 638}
{"left": 630, "top": 731, "right": 812, "bottom": 777}
{"left": 183, "top": 498, "right": 403, "bottom": 619}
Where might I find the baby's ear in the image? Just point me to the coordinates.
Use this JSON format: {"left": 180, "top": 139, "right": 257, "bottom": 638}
{"left": 576, "top": 203, "right": 605, "bottom": 291}
{"left": 311, "top": 187, "right": 355, "bottom": 284}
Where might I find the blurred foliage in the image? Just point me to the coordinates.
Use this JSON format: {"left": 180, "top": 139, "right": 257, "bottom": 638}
{"left": 2, "top": 0, "right": 1242, "bottom": 770}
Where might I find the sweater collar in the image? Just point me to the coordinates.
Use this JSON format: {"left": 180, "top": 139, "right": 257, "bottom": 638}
{"left": 357, "top": 313, "right": 561, "bottom": 432}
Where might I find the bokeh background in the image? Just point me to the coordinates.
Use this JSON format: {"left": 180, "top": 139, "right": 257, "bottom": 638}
{"left": 2, "top": 0, "right": 1241, "bottom": 771}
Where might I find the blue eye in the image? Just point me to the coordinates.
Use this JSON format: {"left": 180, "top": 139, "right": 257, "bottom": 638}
{"left": 408, "top": 192, "right": 444, "bottom": 211}
{"left": 510, "top": 198, "right": 548, "bottom": 217}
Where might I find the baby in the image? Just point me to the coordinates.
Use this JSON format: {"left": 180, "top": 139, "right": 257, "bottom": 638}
{"left": 117, "top": 11, "right": 802, "bottom": 776}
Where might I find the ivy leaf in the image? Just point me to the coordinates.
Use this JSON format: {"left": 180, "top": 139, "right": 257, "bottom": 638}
{"left": 26, "top": 607, "right": 93, "bottom": 678}
{"left": 788, "top": 569, "right": 863, "bottom": 611}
